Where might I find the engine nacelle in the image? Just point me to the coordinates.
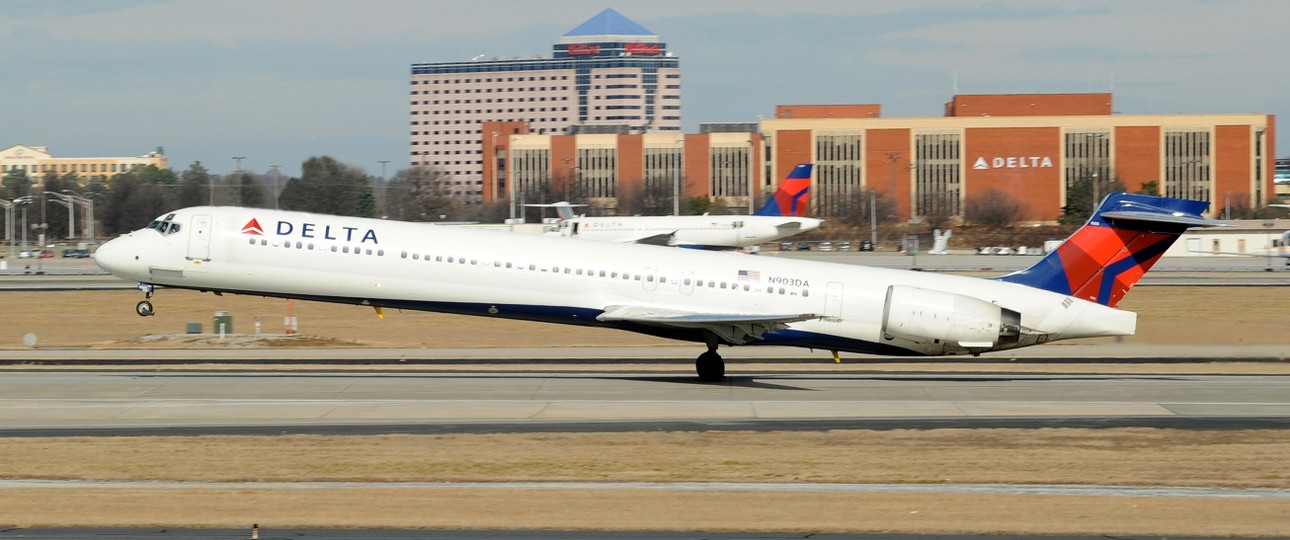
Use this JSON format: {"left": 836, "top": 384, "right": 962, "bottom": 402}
{"left": 881, "top": 285, "right": 1021, "bottom": 355}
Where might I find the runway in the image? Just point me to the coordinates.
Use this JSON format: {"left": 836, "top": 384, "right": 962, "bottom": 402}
{"left": 2, "top": 369, "right": 1289, "bottom": 436}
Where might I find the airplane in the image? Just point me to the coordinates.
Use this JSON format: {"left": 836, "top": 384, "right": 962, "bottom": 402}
{"left": 93, "top": 192, "right": 1226, "bottom": 382}
{"left": 535, "top": 163, "right": 821, "bottom": 250}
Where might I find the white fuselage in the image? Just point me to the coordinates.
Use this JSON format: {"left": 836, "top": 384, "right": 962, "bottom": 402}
{"left": 94, "top": 206, "right": 1135, "bottom": 356}
{"left": 553, "top": 214, "right": 822, "bottom": 249}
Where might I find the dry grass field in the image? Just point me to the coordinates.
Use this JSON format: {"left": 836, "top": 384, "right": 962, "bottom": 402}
{"left": 2, "top": 285, "right": 1288, "bottom": 349}
{"left": 1, "top": 285, "right": 1289, "bottom": 533}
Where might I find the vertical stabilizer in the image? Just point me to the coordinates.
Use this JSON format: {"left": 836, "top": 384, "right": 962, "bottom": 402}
{"left": 754, "top": 164, "right": 813, "bottom": 217}
{"left": 997, "top": 193, "right": 1229, "bottom": 307}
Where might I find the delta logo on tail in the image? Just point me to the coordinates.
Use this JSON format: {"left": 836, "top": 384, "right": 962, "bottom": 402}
{"left": 755, "top": 164, "right": 812, "bottom": 217}
{"left": 241, "top": 218, "right": 264, "bottom": 235}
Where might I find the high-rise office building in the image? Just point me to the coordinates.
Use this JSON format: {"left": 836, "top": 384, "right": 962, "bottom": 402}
{"left": 409, "top": 8, "right": 682, "bottom": 203}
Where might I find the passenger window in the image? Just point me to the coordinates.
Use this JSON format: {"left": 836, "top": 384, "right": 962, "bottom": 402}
{"left": 248, "top": 238, "right": 256, "bottom": 245}
{"left": 802, "top": 288, "right": 809, "bottom": 297}
{"left": 343, "top": 246, "right": 350, "bottom": 254}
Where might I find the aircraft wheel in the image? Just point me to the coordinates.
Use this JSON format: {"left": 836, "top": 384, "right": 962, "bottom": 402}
{"left": 696, "top": 350, "right": 725, "bottom": 382}
{"left": 136, "top": 300, "right": 155, "bottom": 317}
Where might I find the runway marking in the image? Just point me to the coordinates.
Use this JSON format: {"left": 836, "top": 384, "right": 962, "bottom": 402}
{"left": 1, "top": 479, "right": 1287, "bottom": 499}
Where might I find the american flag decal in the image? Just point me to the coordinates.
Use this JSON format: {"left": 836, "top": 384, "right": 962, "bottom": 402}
{"left": 738, "top": 269, "right": 760, "bottom": 281}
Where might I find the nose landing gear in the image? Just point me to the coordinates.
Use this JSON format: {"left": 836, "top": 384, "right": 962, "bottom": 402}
{"left": 135, "top": 283, "right": 155, "bottom": 317}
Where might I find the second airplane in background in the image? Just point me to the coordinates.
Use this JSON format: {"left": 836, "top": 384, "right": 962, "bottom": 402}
{"left": 539, "top": 164, "right": 820, "bottom": 250}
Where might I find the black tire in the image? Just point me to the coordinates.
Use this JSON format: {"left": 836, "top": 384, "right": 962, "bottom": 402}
{"left": 136, "top": 300, "right": 155, "bottom": 317}
{"left": 696, "top": 350, "right": 725, "bottom": 382}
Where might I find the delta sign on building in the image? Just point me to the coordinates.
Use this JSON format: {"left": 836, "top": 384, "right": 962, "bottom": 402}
{"left": 761, "top": 94, "right": 1275, "bottom": 222}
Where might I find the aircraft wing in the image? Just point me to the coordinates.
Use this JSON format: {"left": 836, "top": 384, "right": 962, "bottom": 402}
{"left": 597, "top": 305, "right": 818, "bottom": 344}
{"left": 617, "top": 232, "right": 676, "bottom": 247}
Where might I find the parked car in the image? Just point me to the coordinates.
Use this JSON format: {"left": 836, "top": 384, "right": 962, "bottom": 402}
{"left": 836, "top": 242, "right": 851, "bottom": 252}
{"left": 858, "top": 240, "right": 875, "bottom": 252}
{"left": 62, "top": 248, "right": 91, "bottom": 259}
{"left": 38, "top": 250, "right": 54, "bottom": 259}
{"left": 795, "top": 241, "right": 811, "bottom": 251}
{"left": 17, "top": 250, "right": 33, "bottom": 259}
{"left": 818, "top": 242, "right": 833, "bottom": 252}
{"left": 779, "top": 242, "right": 793, "bottom": 251}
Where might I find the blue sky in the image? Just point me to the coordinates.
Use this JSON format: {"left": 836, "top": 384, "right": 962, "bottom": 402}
{"left": 2, "top": 0, "right": 1286, "bottom": 177}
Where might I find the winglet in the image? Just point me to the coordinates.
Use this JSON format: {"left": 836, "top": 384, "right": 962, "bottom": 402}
{"left": 754, "top": 164, "right": 813, "bottom": 217}
{"left": 996, "top": 193, "right": 1232, "bottom": 308}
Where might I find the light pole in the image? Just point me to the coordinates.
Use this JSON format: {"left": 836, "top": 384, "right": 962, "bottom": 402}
{"left": 880, "top": 152, "right": 901, "bottom": 248}
{"left": 0, "top": 198, "right": 17, "bottom": 257}
{"left": 14, "top": 196, "right": 33, "bottom": 254}
{"left": 225, "top": 156, "right": 246, "bottom": 206}
{"left": 269, "top": 165, "right": 281, "bottom": 210}
{"left": 674, "top": 138, "right": 685, "bottom": 216}
{"left": 378, "top": 160, "right": 390, "bottom": 181}
{"left": 746, "top": 138, "right": 756, "bottom": 215}
{"left": 507, "top": 135, "right": 524, "bottom": 221}
{"left": 44, "top": 192, "right": 75, "bottom": 241}
{"left": 62, "top": 190, "right": 95, "bottom": 241}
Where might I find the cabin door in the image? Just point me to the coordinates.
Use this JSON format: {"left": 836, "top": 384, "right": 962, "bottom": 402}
{"left": 186, "top": 214, "right": 212, "bottom": 261}
{"left": 824, "top": 282, "right": 844, "bottom": 321}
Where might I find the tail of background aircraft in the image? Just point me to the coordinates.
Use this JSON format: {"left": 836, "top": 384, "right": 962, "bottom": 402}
{"left": 997, "top": 193, "right": 1229, "bottom": 308}
{"left": 754, "top": 164, "right": 813, "bottom": 217}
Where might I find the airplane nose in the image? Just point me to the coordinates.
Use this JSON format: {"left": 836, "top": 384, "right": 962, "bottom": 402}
{"left": 93, "top": 238, "right": 121, "bottom": 274}
{"left": 94, "top": 235, "right": 137, "bottom": 278}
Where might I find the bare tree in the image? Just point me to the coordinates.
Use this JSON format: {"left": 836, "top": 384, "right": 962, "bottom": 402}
{"left": 964, "top": 188, "right": 1025, "bottom": 227}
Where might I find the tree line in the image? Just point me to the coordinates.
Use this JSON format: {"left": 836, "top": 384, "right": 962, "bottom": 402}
{"left": 3, "top": 156, "right": 1284, "bottom": 243}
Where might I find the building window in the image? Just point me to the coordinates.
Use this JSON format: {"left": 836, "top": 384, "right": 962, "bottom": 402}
{"left": 814, "top": 133, "right": 863, "bottom": 217}
{"left": 914, "top": 132, "right": 962, "bottom": 218}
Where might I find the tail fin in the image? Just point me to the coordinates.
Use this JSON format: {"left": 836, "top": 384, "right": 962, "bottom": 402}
{"left": 997, "top": 193, "right": 1231, "bottom": 307}
{"left": 754, "top": 164, "right": 813, "bottom": 217}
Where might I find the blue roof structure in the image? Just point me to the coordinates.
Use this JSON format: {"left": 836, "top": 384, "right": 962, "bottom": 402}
{"left": 563, "top": 8, "right": 655, "bottom": 37}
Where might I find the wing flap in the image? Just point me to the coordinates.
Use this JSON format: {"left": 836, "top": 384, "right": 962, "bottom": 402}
{"left": 597, "top": 305, "right": 818, "bottom": 344}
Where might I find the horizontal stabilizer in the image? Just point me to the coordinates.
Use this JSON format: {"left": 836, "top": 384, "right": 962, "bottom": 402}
{"left": 1096, "top": 195, "right": 1234, "bottom": 228}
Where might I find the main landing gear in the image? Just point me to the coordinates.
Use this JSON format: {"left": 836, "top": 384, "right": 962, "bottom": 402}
{"left": 695, "top": 334, "right": 725, "bottom": 382}
{"left": 135, "top": 283, "right": 155, "bottom": 317}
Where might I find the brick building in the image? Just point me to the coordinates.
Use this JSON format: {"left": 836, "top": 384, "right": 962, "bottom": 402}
{"left": 762, "top": 94, "right": 1275, "bottom": 222}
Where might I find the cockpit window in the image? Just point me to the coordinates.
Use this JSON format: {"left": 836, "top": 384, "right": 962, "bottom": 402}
{"left": 148, "top": 214, "right": 183, "bottom": 236}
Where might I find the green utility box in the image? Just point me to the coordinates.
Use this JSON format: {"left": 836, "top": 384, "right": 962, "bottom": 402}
{"left": 213, "top": 311, "right": 233, "bottom": 334}
{"left": 185, "top": 322, "right": 202, "bottom": 335}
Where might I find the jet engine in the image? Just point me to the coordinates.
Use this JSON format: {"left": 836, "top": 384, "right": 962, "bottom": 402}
{"left": 881, "top": 284, "right": 1021, "bottom": 355}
